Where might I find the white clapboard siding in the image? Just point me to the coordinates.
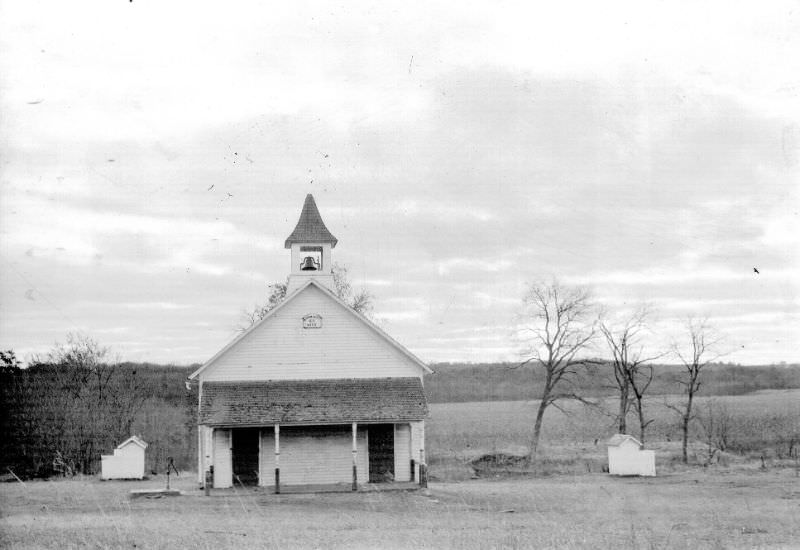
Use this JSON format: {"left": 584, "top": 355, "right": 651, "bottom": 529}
{"left": 259, "top": 426, "right": 368, "bottom": 486}
{"left": 608, "top": 437, "right": 656, "bottom": 476}
{"left": 393, "top": 424, "right": 412, "bottom": 482}
{"left": 100, "top": 443, "right": 145, "bottom": 480}
{"left": 213, "top": 429, "right": 232, "bottom": 488}
{"left": 201, "top": 284, "right": 423, "bottom": 382}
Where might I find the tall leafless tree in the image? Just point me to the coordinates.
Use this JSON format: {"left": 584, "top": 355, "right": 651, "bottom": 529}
{"left": 517, "top": 280, "right": 599, "bottom": 462}
{"left": 669, "top": 317, "right": 725, "bottom": 463}
{"left": 29, "top": 333, "right": 148, "bottom": 474}
{"left": 599, "top": 306, "right": 664, "bottom": 445}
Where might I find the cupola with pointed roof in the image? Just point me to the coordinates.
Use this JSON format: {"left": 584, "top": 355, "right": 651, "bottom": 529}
{"left": 285, "top": 194, "right": 338, "bottom": 249}
{"left": 285, "top": 194, "right": 337, "bottom": 292}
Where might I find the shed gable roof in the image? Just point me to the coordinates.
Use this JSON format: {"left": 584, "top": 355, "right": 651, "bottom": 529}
{"left": 117, "top": 435, "right": 148, "bottom": 450}
{"left": 284, "top": 194, "right": 338, "bottom": 248}
{"left": 200, "top": 377, "right": 427, "bottom": 426}
{"left": 607, "top": 434, "right": 642, "bottom": 447}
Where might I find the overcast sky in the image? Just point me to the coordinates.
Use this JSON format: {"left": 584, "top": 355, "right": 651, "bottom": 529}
{"left": 1, "top": 1, "right": 798, "bottom": 366}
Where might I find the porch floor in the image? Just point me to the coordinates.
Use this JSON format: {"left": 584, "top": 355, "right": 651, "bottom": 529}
{"left": 211, "top": 482, "right": 421, "bottom": 495}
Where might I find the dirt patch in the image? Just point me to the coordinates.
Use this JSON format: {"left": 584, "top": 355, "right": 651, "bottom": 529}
{"left": 469, "top": 453, "right": 529, "bottom": 477}
{"left": 471, "top": 453, "right": 528, "bottom": 469}
{"left": 467, "top": 453, "right": 611, "bottom": 478}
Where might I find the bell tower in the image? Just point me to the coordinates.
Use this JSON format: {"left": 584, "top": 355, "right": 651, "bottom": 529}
{"left": 285, "top": 194, "right": 338, "bottom": 293}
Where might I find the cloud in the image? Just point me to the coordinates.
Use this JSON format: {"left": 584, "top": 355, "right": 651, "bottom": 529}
{"left": 436, "top": 258, "right": 513, "bottom": 276}
{"left": 377, "top": 310, "right": 426, "bottom": 322}
{"left": 1, "top": 2, "right": 798, "bottom": 365}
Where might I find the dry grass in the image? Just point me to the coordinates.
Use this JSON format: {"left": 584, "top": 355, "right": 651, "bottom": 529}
{"left": 1, "top": 470, "right": 799, "bottom": 549}
{"left": 1, "top": 390, "right": 798, "bottom": 549}
{"left": 426, "top": 389, "right": 800, "bottom": 478}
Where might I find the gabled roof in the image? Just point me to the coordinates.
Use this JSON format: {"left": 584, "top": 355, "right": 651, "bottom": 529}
{"left": 607, "top": 434, "right": 642, "bottom": 447}
{"left": 117, "top": 435, "right": 148, "bottom": 450}
{"left": 200, "top": 377, "right": 427, "bottom": 426}
{"left": 188, "top": 279, "right": 432, "bottom": 380}
{"left": 284, "top": 194, "right": 338, "bottom": 248}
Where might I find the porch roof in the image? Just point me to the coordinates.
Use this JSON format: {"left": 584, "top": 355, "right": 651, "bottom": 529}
{"left": 200, "top": 377, "right": 427, "bottom": 426}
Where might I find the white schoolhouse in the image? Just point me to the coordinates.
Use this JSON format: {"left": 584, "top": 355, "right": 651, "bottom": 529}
{"left": 189, "top": 194, "right": 430, "bottom": 490}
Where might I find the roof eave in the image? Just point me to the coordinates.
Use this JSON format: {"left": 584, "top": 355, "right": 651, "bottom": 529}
{"left": 284, "top": 236, "right": 338, "bottom": 249}
{"left": 199, "top": 417, "right": 427, "bottom": 428}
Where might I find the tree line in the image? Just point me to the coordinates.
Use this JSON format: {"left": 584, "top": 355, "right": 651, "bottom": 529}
{"left": 0, "top": 341, "right": 196, "bottom": 479}
{"left": 2, "top": 277, "right": 797, "bottom": 479}
{"left": 424, "top": 362, "right": 800, "bottom": 403}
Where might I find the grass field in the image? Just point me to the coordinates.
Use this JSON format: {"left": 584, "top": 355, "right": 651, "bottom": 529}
{"left": 1, "top": 470, "right": 798, "bottom": 549}
{"left": 427, "top": 390, "right": 800, "bottom": 479}
{"left": 1, "top": 390, "right": 798, "bottom": 549}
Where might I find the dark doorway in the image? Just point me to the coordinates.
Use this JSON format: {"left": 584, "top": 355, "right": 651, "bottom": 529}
{"left": 232, "top": 428, "right": 260, "bottom": 486}
{"left": 368, "top": 424, "right": 394, "bottom": 483}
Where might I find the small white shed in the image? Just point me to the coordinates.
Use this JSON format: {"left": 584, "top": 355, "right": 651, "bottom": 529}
{"left": 607, "top": 434, "right": 655, "bottom": 477}
{"left": 101, "top": 436, "right": 148, "bottom": 480}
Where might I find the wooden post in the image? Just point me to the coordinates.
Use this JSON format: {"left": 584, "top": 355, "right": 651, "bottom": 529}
{"left": 197, "top": 426, "right": 203, "bottom": 485}
{"left": 274, "top": 424, "right": 280, "bottom": 494}
{"left": 410, "top": 459, "right": 415, "bottom": 482}
{"left": 352, "top": 422, "right": 358, "bottom": 491}
{"left": 419, "top": 449, "right": 427, "bottom": 488}
{"left": 258, "top": 429, "right": 262, "bottom": 487}
{"left": 204, "top": 470, "right": 212, "bottom": 496}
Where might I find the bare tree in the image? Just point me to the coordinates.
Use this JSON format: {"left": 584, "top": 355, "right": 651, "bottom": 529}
{"left": 239, "top": 263, "right": 373, "bottom": 331}
{"left": 696, "top": 399, "right": 733, "bottom": 466}
{"left": 27, "top": 333, "right": 149, "bottom": 474}
{"left": 517, "top": 280, "right": 599, "bottom": 462}
{"left": 331, "top": 263, "right": 374, "bottom": 318}
{"left": 35, "top": 334, "right": 115, "bottom": 472}
{"left": 669, "top": 317, "right": 725, "bottom": 464}
{"left": 238, "top": 279, "right": 289, "bottom": 330}
{"left": 599, "top": 306, "right": 664, "bottom": 445}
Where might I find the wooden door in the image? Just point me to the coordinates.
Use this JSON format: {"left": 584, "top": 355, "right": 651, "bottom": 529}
{"left": 368, "top": 424, "right": 395, "bottom": 482}
{"left": 232, "top": 428, "right": 260, "bottom": 486}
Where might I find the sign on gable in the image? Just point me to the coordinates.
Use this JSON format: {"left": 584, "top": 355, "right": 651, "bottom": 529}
{"left": 302, "top": 314, "right": 323, "bottom": 329}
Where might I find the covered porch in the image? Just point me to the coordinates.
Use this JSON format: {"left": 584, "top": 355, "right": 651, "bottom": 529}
{"left": 197, "top": 378, "right": 427, "bottom": 491}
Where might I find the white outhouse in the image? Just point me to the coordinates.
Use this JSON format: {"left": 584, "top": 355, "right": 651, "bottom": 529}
{"left": 190, "top": 195, "right": 430, "bottom": 491}
{"left": 607, "top": 434, "right": 655, "bottom": 477}
{"left": 101, "top": 436, "right": 148, "bottom": 480}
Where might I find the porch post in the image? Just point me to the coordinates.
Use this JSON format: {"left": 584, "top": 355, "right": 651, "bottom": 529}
{"left": 351, "top": 422, "right": 358, "bottom": 491}
{"left": 197, "top": 426, "right": 203, "bottom": 484}
{"left": 419, "top": 448, "right": 428, "bottom": 488}
{"left": 274, "top": 424, "right": 280, "bottom": 494}
{"left": 258, "top": 429, "right": 262, "bottom": 486}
